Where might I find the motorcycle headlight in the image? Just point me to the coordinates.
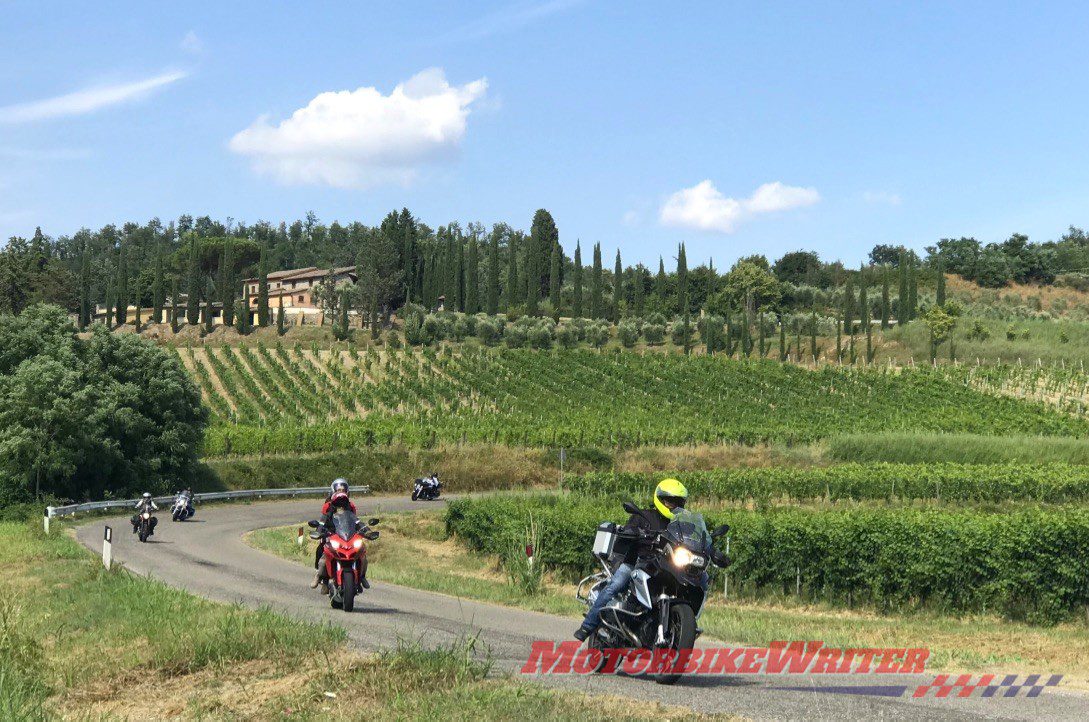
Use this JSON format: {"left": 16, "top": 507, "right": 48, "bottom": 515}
{"left": 142, "top": 512, "right": 150, "bottom": 519}
{"left": 329, "top": 538, "right": 341, "bottom": 550}
{"left": 352, "top": 538, "right": 363, "bottom": 550}
{"left": 671, "top": 547, "right": 706, "bottom": 569}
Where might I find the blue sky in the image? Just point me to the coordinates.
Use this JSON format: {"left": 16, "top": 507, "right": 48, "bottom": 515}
{"left": 3, "top": 1, "right": 1089, "bottom": 268}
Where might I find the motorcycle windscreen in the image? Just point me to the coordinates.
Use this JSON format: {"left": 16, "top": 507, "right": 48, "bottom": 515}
{"left": 666, "top": 510, "right": 709, "bottom": 552}
{"left": 330, "top": 509, "right": 359, "bottom": 540}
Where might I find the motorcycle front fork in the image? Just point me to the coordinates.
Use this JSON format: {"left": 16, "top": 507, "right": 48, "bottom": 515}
{"left": 655, "top": 596, "right": 671, "bottom": 645}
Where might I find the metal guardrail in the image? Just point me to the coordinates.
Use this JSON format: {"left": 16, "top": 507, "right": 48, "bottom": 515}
{"left": 45, "top": 485, "right": 371, "bottom": 519}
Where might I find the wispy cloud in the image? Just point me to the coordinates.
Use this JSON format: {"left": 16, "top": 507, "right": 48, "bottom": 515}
{"left": 180, "top": 31, "right": 203, "bottom": 54}
{"left": 0, "top": 70, "right": 187, "bottom": 124}
{"left": 660, "top": 180, "right": 820, "bottom": 234}
{"left": 861, "top": 190, "right": 902, "bottom": 206}
{"left": 443, "top": 0, "right": 585, "bottom": 42}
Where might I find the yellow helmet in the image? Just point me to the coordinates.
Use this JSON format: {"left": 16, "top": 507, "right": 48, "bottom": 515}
{"left": 653, "top": 478, "right": 688, "bottom": 520}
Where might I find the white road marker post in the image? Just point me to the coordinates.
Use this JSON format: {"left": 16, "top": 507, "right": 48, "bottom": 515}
{"left": 102, "top": 525, "right": 113, "bottom": 570}
{"left": 43, "top": 508, "right": 51, "bottom": 535}
{"left": 297, "top": 526, "right": 305, "bottom": 546}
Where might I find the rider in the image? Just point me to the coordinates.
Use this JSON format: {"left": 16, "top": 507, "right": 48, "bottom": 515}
{"left": 130, "top": 492, "right": 159, "bottom": 535}
{"left": 426, "top": 472, "right": 440, "bottom": 493}
{"left": 310, "top": 479, "right": 370, "bottom": 591}
{"left": 574, "top": 478, "right": 694, "bottom": 642}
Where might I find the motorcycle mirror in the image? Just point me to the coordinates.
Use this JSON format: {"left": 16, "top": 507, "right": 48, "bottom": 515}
{"left": 368, "top": 517, "right": 380, "bottom": 526}
{"left": 711, "top": 524, "right": 730, "bottom": 539}
{"left": 365, "top": 531, "right": 380, "bottom": 540}
{"left": 308, "top": 531, "right": 322, "bottom": 540}
{"left": 622, "top": 501, "right": 640, "bottom": 515}
{"left": 307, "top": 520, "right": 319, "bottom": 528}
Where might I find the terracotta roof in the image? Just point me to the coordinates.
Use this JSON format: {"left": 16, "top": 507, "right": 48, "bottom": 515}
{"left": 243, "top": 266, "right": 357, "bottom": 284}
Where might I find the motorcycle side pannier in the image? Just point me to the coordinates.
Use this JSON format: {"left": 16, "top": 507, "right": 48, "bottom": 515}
{"left": 593, "top": 522, "right": 619, "bottom": 559}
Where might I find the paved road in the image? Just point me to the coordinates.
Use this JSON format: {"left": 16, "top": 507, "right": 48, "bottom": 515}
{"left": 76, "top": 497, "right": 1089, "bottom": 721}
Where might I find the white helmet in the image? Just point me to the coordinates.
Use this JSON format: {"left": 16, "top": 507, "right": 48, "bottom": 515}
{"left": 142, "top": 492, "right": 152, "bottom": 499}
{"left": 331, "top": 478, "right": 349, "bottom": 495}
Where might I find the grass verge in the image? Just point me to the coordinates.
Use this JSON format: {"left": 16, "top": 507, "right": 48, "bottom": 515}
{"left": 828, "top": 432, "right": 1089, "bottom": 465}
{"left": 248, "top": 511, "right": 1089, "bottom": 683}
{"left": 0, "top": 519, "right": 722, "bottom": 720}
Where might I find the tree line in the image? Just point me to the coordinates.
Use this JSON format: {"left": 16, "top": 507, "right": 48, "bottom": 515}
{"left": 4, "top": 210, "right": 1087, "bottom": 332}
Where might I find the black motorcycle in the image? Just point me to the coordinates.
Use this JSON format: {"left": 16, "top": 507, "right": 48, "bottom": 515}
{"left": 136, "top": 510, "right": 156, "bottom": 542}
{"left": 576, "top": 502, "right": 729, "bottom": 685}
{"left": 411, "top": 477, "right": 440, "bottom": 501}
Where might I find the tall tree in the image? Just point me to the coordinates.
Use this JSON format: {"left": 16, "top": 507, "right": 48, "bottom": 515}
{"left": 466, "top": 236, "right": 480, "bottom": 314}
{"left": 843, "top": 275, "right": 856, "bottom": 335}
{"left": 529, "top": 209, "right": 559, "bottom": 299}
{"left": 907, "top": 258, "right": 918, "bottom": 320}
{"left": 632, "top": 265, "right": 645, "bottom": 317}
{"left": 523, "top": 231, "right": 538, "bottom": 316}
{"left": 897, "top": 251, "right": 910, "bottom": 325}
{"left": 78, "top": 243, "right": 91, "bottom": 329}
{"left": 186, "top": 234, "right": 200, "bottom": 325}
{"left": 276, "top": 292, "right": 286, "bottom": 336}
{"left": 676, "top": 243, "right": 688, "bottom": 317}
{"left": 152, "top": 241, "right": 164, "bottom": 324}
{"left": 591, "top": 243, "right": 603, "bottom": 319}
{"left": 486, "top": 230, "right": 499, "bottom": 315}
{"left": 236, "top": 285, "right": 251, "bottom": 335}
{"left": 115, "top": 242, "right": 129, "bottom": 325}
{"left": 170, "top": 278, "right": 180, "bottom": 333}
{"left": 505, "top": 233, "right": 520, "bottom": 311}
{"left": 655, "top": 257, "right": 667, "bottom": 300}
{"left": 880, "top": 266, "right": 891, "bottom": 329}
{"left": 612, "top": 249, "right": 623, "bottom": 322}
{"left": 400, "top": 208, "right": 416, "bottom": 302}
{"left": 219, "top": 238, "right": 234, "bottom": 327}
{"left": 859, "top": 267, "right": 871, "bottom": 363}
{"left": 257, "top": 237, "right": 270, "bottom": 327}
{"left": 133, "top": 276, "right": 143, "bottom": 332}
{"left": 456, "top": 233, "right": 466, "bottom": 311}
{"left": 203, "top": 278, "right": 214, "bottom": 335}
{"left": 572, "top": 241, "right": 584, "bottom": 318}
{"left": 549, "top": 240, "right": 561, "bottom": 320}
{"left": 935, "top": 258, "right": 946, "bottom": 307}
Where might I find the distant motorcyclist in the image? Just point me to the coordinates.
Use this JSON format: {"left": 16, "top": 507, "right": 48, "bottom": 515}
{"left": 311, "top": 479, "right": 367, "bottom": 591}
{"left": 130, "top": 492, "right": 159, "bottom": 535}
{"left": 573, "top": 479, "right": 727, "bottom": 641}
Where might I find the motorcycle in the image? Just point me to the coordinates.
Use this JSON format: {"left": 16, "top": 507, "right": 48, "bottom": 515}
{"left": 308, "top": 511, "right": 379, "bottom": 612}
{"left": 575, "top": 502, "right": 729, "bottom": 685}
{"left": 137, "top": 510, "right": 156, "bottom": 543}
{"left": 171, "top": 491, "right": 195, "bottom": 521}
{"left": 411, "top": 477, "right": 440, "bottom": 501}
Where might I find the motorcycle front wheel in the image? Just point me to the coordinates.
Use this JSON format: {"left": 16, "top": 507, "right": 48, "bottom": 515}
{"left": 655, "top": 603, "right": 696, "bottom": 685}
{"left": 411, "top": 489, "right": 419, "bottom": 501}
{"left": 342, "top": 575, "right": 356, "bottom": 612}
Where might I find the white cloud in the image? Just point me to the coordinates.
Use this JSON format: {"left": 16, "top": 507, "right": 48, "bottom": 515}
{"left": 443, "top": 0, "right": 585, "bottom": 42}
{"left": 229, "top": 68, "right": 488, "bottom": 188}
{"left": 862, "top": 190, "right": 902, "bottom": 206}
{"left": 659, "top": 180, "right": 820, "bottom": 234}
{"left": 180, "top": 31, "right": 203, "bottom": 54}
{"left": 0, "top": 70, "right": 187, "bottom": 124}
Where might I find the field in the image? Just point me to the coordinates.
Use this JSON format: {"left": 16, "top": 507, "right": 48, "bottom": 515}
{"left": 176, "top": 344, "right": 1089, "bottom": 457}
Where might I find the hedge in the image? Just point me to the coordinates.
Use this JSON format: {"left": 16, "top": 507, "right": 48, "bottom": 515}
{"left": 564, "top": 463, "right": 1089, "bottom": 504}
{"left": 445, "top": 495, "right": 1089, "bottom": 625}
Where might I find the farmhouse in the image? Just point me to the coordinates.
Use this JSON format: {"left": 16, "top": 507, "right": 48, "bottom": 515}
{"left": 241, "top": 266, "right": 357, "bottom": 324}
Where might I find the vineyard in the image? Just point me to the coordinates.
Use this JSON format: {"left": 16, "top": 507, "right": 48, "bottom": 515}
{"left": 175, "top": 344, "right": 1089, "bottom": 456}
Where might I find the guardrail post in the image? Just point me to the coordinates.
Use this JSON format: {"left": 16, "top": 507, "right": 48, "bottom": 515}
{"left": 102, "top": 526, "right": 113, "bottom": 570}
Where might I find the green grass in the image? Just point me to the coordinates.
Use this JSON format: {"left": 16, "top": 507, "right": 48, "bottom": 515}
{"left": 828, "top": 432, "right": 1089, "bottom": 464}
{"left": 1, "top": 519, "right": 718, "bottom": 720}
{"left": 248, "top": 512, "right": 1089, "bottom": 678}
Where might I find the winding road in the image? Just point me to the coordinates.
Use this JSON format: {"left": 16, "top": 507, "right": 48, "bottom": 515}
{"left": 76, "top": 497, "right": 1089, "bottom": 721}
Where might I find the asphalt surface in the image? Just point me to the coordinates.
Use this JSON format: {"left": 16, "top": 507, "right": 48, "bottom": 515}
{"left": 76, "top": 497, "right": 1089, "bottom": 721}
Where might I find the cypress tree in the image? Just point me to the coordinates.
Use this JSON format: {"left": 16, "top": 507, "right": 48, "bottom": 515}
{"left": 152, "top": 242, "right": 164, "bottom": 324}
{"left": 466, "top": 236, "right": 480, "bottom": 314}
{"left": 778, "top": 315, "right": 787, "bottom": 361}
{"left": 115, "top": 242, "right": 129, "bottom": 325}
{"left": 219, "top": 239, "right": 234, "bottom": 327}
{"left": 859, "top": 269, "right": 871, "bottom": 364}
{"left": 758, "top": 312, "right": 767, "bottom": 357}
{"left": 401, "top": 209, "right": 416, "bottom": 302}
{"left": 907, "top": 259, "right": 918, "bottom": 320}
{"left": 612, "top": 249, "right": 623, "bottom": 322}
{"left": 591, "top": 243, "right": 603, "bottom": 319}
{"left": 456, "top": 236, "right": 466, "bottom": 312}
{"left": 524, "top": 236, "right": 538, "bottom": 317}
{"left": 505, "top": 234, "right": 520, "bottom": 311}
{"left": 740, "top": 295, "right": 751, "bottom": 357}
{"left": 572, "top": 242, "right": 583, "bottom": 318}
{"left": 78, "top": 244, "right": 91, "bottom": 329}
{"left": 880, "top": 266, "right": 891, "bottom": 329}
{"left": 549, "top": 241, "right": 561, "bottom": 320}
{"left": 897, "top": 252, "right": 909, "bottom": 325}
{"left": 655, "top": 257, "right": 667, "bottom": 300}
{"left": 836, "top": 311, "right": 843, "bottom": 362}
{"left": 843, "top": 275, "right": 855, "bottom": 337}
{"left": 203, "top": 278, "right": 214, "bottom": 335}
{"left": 105, "top": 275, "right": 115, "bottom": 329}
{"left": 935, "top": 258, "right": 946, "bottom": 307}
{"left": 809, "top": 306, "right": 818, "bottom": 362}
{"left": 486, "top": 231, "right": 499, "bottom": 315}
{"left": 170, "top": 278, "right": 180, "bottom": 333}
{"left": 186, "top": 234, "right": 201, "bottom": 325}
{"left": 133, "top": 276, "right": 143, "bottom": 332}
{"left": 676, "top": 243, "right": 688, "bottom": 317}
{"left": 277, "top": 292, "right": 286, "bottom": 336}
{"left": 725, "top": 313, "right": 735, "bottom": 357}
{"left": 632, "top": 265, "right": 644, "bottom": 317}
{"left": 257, "top": 239, "right": 270, "bottom": 327}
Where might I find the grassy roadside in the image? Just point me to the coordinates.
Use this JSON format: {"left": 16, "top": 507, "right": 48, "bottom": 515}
{"left": 248, "top": 511, "right": 1089, "bottom": 684}
{"left": 0, "top": 519, "right": 725, "bottom": 721}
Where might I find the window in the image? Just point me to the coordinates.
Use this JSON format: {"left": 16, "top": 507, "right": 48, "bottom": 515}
{"left": 298, "top": 295, "right": 304, "bottom": 303}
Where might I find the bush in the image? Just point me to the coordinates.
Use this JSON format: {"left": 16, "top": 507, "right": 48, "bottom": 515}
{"left": 966, "top": 320, "right": 990, "bottom": 342}
{"left": 386, "top": 331, "right": 402, "bottom": 349}
{"left": 556, "top": 324, "right": 580, "bottom": 349}
{"left": 670, "top": 318, "right": 692, "bottom": 346}
{"left": 528, "top": 324, "right": 554, "bottom": 350}
{"left": 643, "top": 323, "right": 666, "bottom": 345}
{"left": 617, "top": 320, "right": 640, "bottom": 348}
{"left": 447, "top": 495, "right": 1089, "bottom": 623}
{"left": 477, "top": 317, "right": 503, "bottom": 346}
{"left": 504, "top": 324, "right": 528, "bottom": 348}
{"left": 585, "top": 322, "right": 610, "bottom": 348}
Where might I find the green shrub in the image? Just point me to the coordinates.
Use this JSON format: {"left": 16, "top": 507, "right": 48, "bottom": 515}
{"left": 643, "top": 323, "right": 666, "bottom": 345}
{"left": 556, "top": 324, "right": 579, "bottom": 349}
{"left": 617, "top": 320, "right": 640, "bottom": 348}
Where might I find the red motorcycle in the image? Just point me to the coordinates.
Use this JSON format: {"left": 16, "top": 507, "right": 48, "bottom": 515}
{"left": 308, "top": 511, "right": 379, "bottom": 612}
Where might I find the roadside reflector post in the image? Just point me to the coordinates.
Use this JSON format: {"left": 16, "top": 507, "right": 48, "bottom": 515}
{"left": 44, "top": 508, "right": 51, "bottom": 535}
{"left": 102, "top": 525, "right": 113, "bottom": 570}
{"left": 297, "top": 526, "right": 305, "bottom": 545}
